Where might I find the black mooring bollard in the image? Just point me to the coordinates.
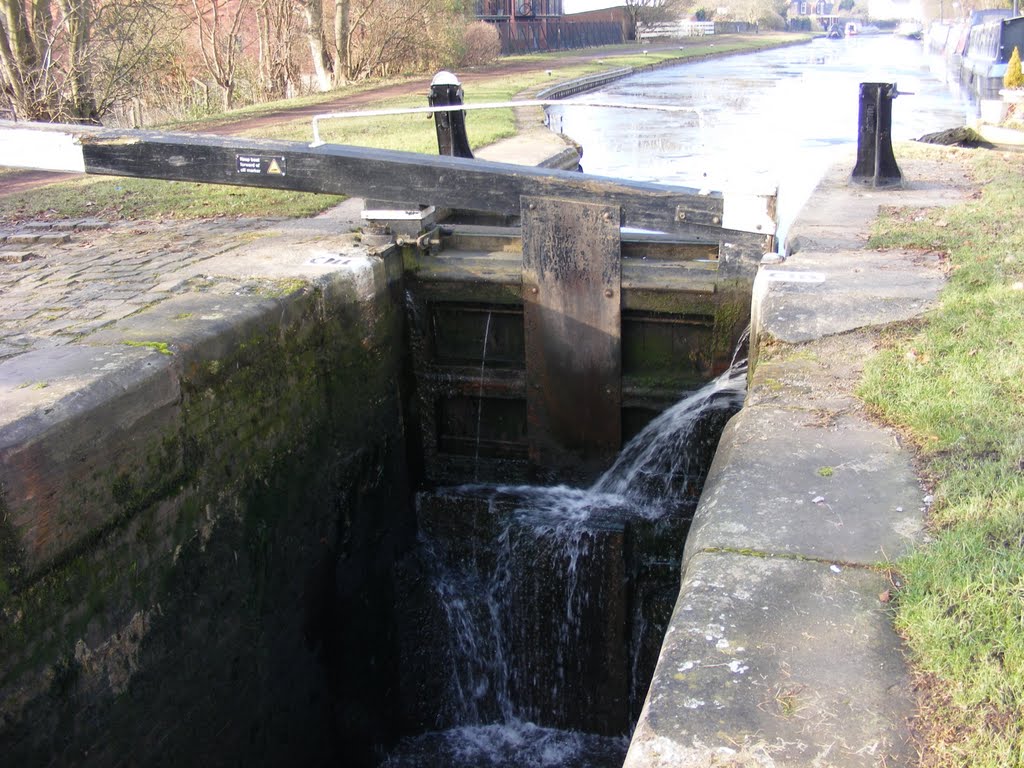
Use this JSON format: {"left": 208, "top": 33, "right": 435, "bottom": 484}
{"left": 851, "top": 82, "right": 902, "bottom": 188}
{"left": 429, "top": 71, "right": 474, "bottom": 159}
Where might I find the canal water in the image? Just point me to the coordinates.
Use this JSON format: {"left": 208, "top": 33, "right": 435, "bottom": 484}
{"left": 546, "top": 34, "right": 978, "bottom": 248}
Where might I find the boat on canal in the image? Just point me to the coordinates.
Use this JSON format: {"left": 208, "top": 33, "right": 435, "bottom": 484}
{"left": 927, "top": 9, "right": 1015, "bottom": 96}
{"left": 961, "top": 13, "right": 1024, "bottom": 98}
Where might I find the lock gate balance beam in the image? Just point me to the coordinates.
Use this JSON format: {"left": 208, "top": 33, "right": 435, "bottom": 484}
{"left": 0, "top": 121, "right": 776, "bottom": 266}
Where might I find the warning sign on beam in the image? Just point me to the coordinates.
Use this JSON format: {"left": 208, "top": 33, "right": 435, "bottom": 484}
{"left": 235, "top": 155, "right": 286, "bottom": 176}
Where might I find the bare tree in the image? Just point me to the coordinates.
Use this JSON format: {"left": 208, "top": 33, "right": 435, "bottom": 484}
{"left": 624, "top": 0, "right": 685, "bottom": 38}
{"left": 295, "top": 0, "right": 469, "bottom": 91}
{"left": 90, "top": 0, "right": 183, "bottom": 120}
{"left": 333, "top": 0, "right": 348, "bottom": 84}
{"left": 0, "top": 0, "right": 183, "bottom": 123}
{"left": 254, "top": 0, "right": 299, "bottom": 98}
{"left": 0, "top": 0, "right": 98, "bottom": 121}
{"left": 0, "top": 0, "right": 50, "bottom": 119}
{"left": 717, "top": 0, "right": 786, "bottom": 26}
{"left": 296, "top": 0, "right": 333, "bottom": 91}
{"left": 347, "top": 0, "right": 459, "bottom": 81}
{"left": 61, "top": 0, "right": 96, "bottom": 118}
{"left": 188, "top": 0, "right": 249, "bottom": 109}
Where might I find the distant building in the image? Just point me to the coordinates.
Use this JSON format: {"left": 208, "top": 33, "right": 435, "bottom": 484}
{"left": 475, "top": 0, "right": 565, "bottom": 19}
{"left": 786, "top": 0, "right": 839, "bottom": 18}
{"left": 787, "top": 0, "right": 922, "bottom": 21}
{"left": 475, "top": 0, "right": 629, "bottom": 53}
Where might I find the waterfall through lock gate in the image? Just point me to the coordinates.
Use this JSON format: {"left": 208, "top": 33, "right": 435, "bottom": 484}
{"left": 385, "top": 340, "right": 749, "bottom": 768}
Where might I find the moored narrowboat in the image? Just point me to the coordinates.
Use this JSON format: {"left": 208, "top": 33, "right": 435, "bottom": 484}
{"left": 962, "top": 14, "right": 1024, "bottom": 98}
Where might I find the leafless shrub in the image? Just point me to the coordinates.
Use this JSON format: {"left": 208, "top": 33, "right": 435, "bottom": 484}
{"left": 459, "top": 21, "right": 500, "bottom": 67}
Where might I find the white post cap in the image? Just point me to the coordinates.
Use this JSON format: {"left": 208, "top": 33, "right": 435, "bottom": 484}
{"left": 431, "top": 71, "right": 461, "bottom": 87}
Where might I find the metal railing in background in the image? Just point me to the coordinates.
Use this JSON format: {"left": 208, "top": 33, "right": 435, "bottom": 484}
{"left": 491, "top": 20, "right": 624, "bottom": 54}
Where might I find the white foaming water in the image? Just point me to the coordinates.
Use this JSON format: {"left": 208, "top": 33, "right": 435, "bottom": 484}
{"left": 429, "top": 562, "right": 515, "bottom": 726}
{"left": 458, "top": 346, "right": 749, "bottom": 519}
{"left": 380, "top": 719, "right": 629, "bottom": 768}
{"left": 386, "top": 348, "right": 749, "bottom": 767}
{"left": 592, "top": 356, "right": 747, "bottom": 504}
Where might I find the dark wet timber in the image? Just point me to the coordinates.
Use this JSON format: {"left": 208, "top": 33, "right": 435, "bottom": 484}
{"left": 522, "top": 196, "right": 622, "bottom": 471}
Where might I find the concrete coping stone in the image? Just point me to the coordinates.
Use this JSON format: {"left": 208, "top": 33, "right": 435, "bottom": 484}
{"left": 624, "top": 550, "right": 915, "bottom": 768}
{"left": 0, "top": 220, "right": 389, "bottom": 575}
{"left": 683, "top": 403, "right": 926, "bottom": 569}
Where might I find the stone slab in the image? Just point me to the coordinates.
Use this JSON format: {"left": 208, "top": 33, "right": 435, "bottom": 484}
{"left": 185, "top": 229, "right": 380, "bottom": 286}
{"left": 685, "top": 404, "right": 925, "bottom": 568}
{"left": 752, "top": 248, "right": 945, "bottom": 345}
{"left": 746, "top": 345, "right": 864, "bottom": 413}
{"left": 83, "top": 291, "right": 289, "bottom": 364}
{"left": 0, "top": 344, "right": 176, "bottom": 440}
{"left": 783, "top": 153, "right": 975, "bottom": 256}
{"left": 474, "top": 127, "right": 581, "bottom": 169}
{"left": 623, "top": 551, "right": 915, "bottom": 768}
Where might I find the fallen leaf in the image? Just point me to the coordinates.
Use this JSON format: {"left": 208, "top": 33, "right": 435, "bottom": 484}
{"left": 879, "top": 589, "right": 891, "bottom": 603}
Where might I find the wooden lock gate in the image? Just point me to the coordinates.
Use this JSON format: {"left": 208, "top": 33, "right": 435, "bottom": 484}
{"left": 0, "top": 119, "right": 777, "bottom": 483}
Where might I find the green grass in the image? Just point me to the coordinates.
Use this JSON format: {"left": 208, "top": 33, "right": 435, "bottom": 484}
{"left": 159, "top": 75, "right": 432, "bottom": 132}
{"left": 858, "top": 148, "right": 1024, "bottom": 766}
{"left": 0, "top": 176, "right": 345, "bottom": 224}
{"left": 246, "top": 92, "right": 489, "bottom": 152}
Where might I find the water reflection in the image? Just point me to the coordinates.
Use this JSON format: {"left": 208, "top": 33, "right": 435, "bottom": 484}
{"left": 546, "top": 35, "right": 977, "bottom": 246}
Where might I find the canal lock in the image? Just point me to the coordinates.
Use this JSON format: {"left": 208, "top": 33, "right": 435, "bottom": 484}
{"left": 373, "top": 201, "right": 758, "bottom": 766}
{"left": 0, "top": 48, "right": 980, "bottom": 764}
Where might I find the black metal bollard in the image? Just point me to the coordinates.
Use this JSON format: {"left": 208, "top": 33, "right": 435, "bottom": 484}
{"left": 429, "top": 71, "right": 474, "bottom": 159}
{"left": 851, "top": 82, "right": 902, "bottom": 188}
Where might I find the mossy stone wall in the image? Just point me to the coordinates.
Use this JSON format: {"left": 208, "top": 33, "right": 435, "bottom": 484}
{"left": 0, "top": 265, "right": 412, "bottom": 767}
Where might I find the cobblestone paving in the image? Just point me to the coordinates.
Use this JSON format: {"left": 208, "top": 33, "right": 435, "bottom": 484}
{"left": 0, "top": 218, "right": 281, "bottom": 361}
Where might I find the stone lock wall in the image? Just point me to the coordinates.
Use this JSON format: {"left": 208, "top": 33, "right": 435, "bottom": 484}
{"left": 0, "top": 252, "right": 412, "bottom": 767}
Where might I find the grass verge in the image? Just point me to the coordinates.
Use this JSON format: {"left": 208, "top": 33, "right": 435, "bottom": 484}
{"left": 0, "top": 177, "right": 345, "bottom": 225}
{"left": 858, "top": 147, "right": 1024, "bottom": 767}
